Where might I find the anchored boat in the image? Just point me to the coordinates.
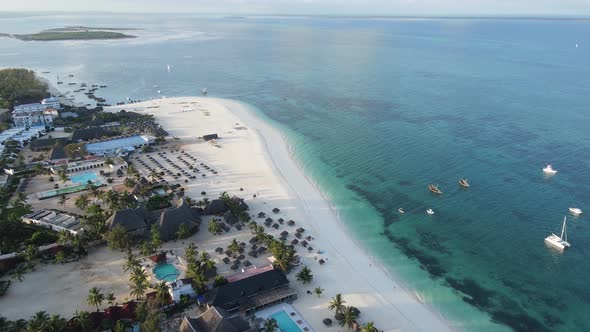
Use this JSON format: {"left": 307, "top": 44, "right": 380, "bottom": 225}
{"left": 428, "top": 184, "right": 443, "bottom": 195}
{"left": 543, "top": 164, "right": 557, "bottom": 175}
{"left": 569, "top": 207, "right": 583, "bottom": 215}
{"left": 459, "top": 178, "right": 470, "bottom": 188}
{"left": 426, "top": 209, "right": 435, "bottom": 215}
{"left": 545, "top": 217, "right": 571, "bottom": 251}
{"left": 398, "top": 208, "right": 405, "bottom": 214}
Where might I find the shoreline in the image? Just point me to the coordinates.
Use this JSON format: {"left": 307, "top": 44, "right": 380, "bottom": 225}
{"left": 108, "top": 96, "right": 455, "bottom": 332}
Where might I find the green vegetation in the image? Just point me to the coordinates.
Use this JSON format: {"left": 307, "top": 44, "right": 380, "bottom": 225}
{"left": 10, "top": 30, "right": 135, "bottom": 41}
{"left": 0, "top": 68, "right": 48, "bottom": 109}
{"left": 87, "top": 287, "right": 105, "bottom": 312}
{"left": 0, "top": 311, "right": 68, "bottom": 332}
{"left": 296, "top": 265, "right": 313, "bottom": 284}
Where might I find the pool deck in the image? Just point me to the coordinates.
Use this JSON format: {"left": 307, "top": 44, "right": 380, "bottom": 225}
{"left": 255, "top": 304, "right": 314, "bottom": 332}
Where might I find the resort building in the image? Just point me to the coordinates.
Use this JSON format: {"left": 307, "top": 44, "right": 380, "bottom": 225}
{"left": 180, "top": 306, "right": 255, "bottom": 332}
{"left": 0, "top": 126, "right": 46, "bottom": 147}
{"left": 206, "top": 268, "right": 296, "bottom": 315}
{"left": 85, "top": 135, "right": 155, "bottom": 156}
{"left": 41, "top": 97, "right": 61, "bottom": 109}
{"left": 12, "top": 111, "right": 54, "bottom": 128}
{"left": 168, "top": 278, "right": 197, "bottom": 303}
{"left": 106, "top": 198, "right": 200, "bottom": 240}
{"left": 11, "top": 97, "right": 60, "bottom": 114}
{"left": 22, "top": 209, "right": 82, "bottom": 234}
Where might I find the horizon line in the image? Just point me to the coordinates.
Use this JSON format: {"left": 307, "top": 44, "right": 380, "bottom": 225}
{"left": 1, "top": 11, "right": 590, "bottom": 20}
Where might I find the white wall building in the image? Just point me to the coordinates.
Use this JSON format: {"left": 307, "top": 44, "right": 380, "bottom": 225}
{"left": 13, "top": 112, "right": 54, "bottom": 128}
{"left": 22, "top": 210, "right": 82, "bottom": 234}
{"left": 168, "top": 278, "right": 196, "bottom": 303}
{"left": 42, "top": 97, "right": 61, "bottom": 109}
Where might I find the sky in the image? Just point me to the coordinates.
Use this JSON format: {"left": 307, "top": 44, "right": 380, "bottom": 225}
{"left": 1, "top": 0, "right": 590, "bottom": 16}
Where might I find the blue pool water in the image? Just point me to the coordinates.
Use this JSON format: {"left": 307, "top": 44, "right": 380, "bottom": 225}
{"left": 269, "top": 310, "right": 302, "bottom": 332}
{"left": 85, "top": 135, "right": 149, "bottom": 154}
{"left": 152, "top": 263, "right": 179, "bottom": 282}
{"left": 70, "top": 172, "right": 98, "bottom": 185}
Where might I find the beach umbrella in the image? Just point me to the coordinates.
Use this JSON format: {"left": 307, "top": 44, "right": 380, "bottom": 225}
{"left": 239, "top": 242, "right": 246, "bottom": 247}
{"left": 280, "top": 231, "right": 289, "bottom": 237}
{"left": 272, "top": 207, "right": 280, "bottom": 213}
{"left": 278, "top": 218, "right": 285, "bottom": 224}
{"left": 258, "top": 212, "right": 266, "bottom": 218}
{"left": 215, "top": 247, "right": 223, "bottom": 253}
{"left": 323, "top": 318, "right": 333, "bottom": 326}
{"left": 319, "top": 259, "right": 325, "bottom": 265}
{"left": 237, "top": 254, "right": 245, "bottom": 260}
{"left": 265, "top": 217, "right": 273, "bottom": 223}
{"left": 248, "top": 251, "right": 257, "bottom": 257}
{"left": 291, "top": 239, "right": 299, "bottom": 245}
{"left": 296, "top": 227, "right": 305, "bottom": 233}
{"left": 307, "top": 246, "right": 313, "bottom": 251}
{"left": 288, "top": 220, "right": 295, "bottom": 226}
{"left": 222, "top": 257, "right": 230, "bottom": 264}
{"left": 295, "top": 233, "right": 302, "bottom": 239}
{"left": 301, "top": 240, "right": 308, "bottom": 247}
{"left": 249, "top": 237, "right": 258, "bottom": 244}
{"left": 272, "top": 223, "right": 279, "bottom": 229}
{"left": 230, "top": 264, "right": 239, "bottom": 270}
{"left": 279, "top": 236, "right": 287, "bottom": 241}
{"left": 251, "top": 244, "right": 258, "bottom": 250}
{"left": 306, "top": 236, "right": 313, "bottom": 241}
{"left": 244, "top": 260, "right": 252, "bottom": 267}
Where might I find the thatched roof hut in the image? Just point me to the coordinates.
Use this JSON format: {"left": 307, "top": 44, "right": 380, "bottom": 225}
{"left": 205, "top": 199, "right": 228, "bottom": 215}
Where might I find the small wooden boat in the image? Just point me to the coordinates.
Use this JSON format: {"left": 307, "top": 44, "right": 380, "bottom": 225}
{"left": 428, "top": 184, "right": 443, "bottom": 195}
{"left": 398, "top": 208, "right": 405, "bottom": 214}
{"left": 459, "top": 178, "right": 470, "bottom": 188}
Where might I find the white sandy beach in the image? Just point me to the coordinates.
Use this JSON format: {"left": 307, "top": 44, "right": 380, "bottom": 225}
{"left": 103, "top": 96, "right": 454, "bottom": 332}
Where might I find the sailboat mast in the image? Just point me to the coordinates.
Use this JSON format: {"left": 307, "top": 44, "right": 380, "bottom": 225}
{"left": 561, "top": 217, "right": 567, "bottom": 241}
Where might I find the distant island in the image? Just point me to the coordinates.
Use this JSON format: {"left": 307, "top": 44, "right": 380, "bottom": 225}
{"left": 0, "top": 26, "right": 137, "bottom": 41}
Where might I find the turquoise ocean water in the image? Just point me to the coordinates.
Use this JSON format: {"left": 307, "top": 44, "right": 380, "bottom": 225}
{"left": 1, "top": 14, "right": 590, "bottom": 331}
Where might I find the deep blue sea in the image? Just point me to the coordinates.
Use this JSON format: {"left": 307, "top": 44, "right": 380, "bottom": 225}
{"left": 1, "top": 13, "right": 590, "bottom": 331}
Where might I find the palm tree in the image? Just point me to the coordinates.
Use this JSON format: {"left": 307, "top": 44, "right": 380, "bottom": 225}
{"left": 58, "top": 167, "right": 68, "bottom": 183}
{"left": 361, "top": 322, "right": 379, "bottom": 332}
{"left": 114, "top": 320, "right": 126, "bottom": 332}
{"left": 13, "top": 192, "right": 27, "bottom": 209}
{"left": 263, "top": 318, "right": 279, "bottom": 332}
{"left": 73, "top": 310, "right": 93, "bottom": 332}
{"left": 46, "top": 314, "right": 67, "bottom": 331}
{"left": 139, "top": 241, "right": 153, "bottom": 256}
{"left": 328, "top": 293, "right": 346, "bottom": 315}
{"left": 296, "top": 266, "right": 313, "bottom": 284}
{"left": 54, "top": 250, "right": 65, "bottom": 264}
{"left": 57, "top": 229, "right": 72, "bottom": 246}
{"left": 104, "top": 189, "right": 120, "bottom": 211}
{"left": 123, "top": 252, "right": 141, "bottom": 272}
{"left": 150, "top": 224, "right": 161, "bottom": 251}
{"left": 130, "top": 267, "right": 149, "bottom": 299}
{"left": 176, "top": 223, "right": 190, "bottom": 239}
{"left": 185, "top": 243, "right": 198, "bottom": 262}
{"left": 314, "top": 287, "right": 325, "bottom": 298}
{"left": 208, "top": 218, "right": 221, "bottom": 235}
{"left": 75, "top": 195, "right": 90, "bottom": 210}
{"left": 87, "top": 287, "right": 105, "bottom": 311}
{"left": 106, "top": 292, "right": 116, "bottom": 307}
{"left": 153, "top": 281, "right": 169, "bottom": 307}
{"left": 27, "top": 311, "right": 50, "bottom": 331}
{"left": 339, "top": 306, "right": 359, "bottom": 329}
{"left": 10, "top": 265, "right": 26, "bottom": 282}
{"left": 227, "top": 238, "right": 242, "bottom": 257}
{"left": 89, "top": 185, "right": 100, "bottom": 203}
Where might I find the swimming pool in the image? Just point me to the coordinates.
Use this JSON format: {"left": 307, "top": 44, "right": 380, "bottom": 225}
{"left": 153, "top": 263, "right": 179, "bottom": 282}
{"left": 70, "top": 172, "right": 99, "bottom": 185}
{"left": 270, "top": 310, "right": 302, "bottom": 332}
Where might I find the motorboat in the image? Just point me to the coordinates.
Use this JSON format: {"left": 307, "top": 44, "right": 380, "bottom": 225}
{"left": 428, "top": 184, "right": 443, "bottom": 195}
{"left": 426, "top": 209, "right": 435, "bottom": 215}
{"left": 459, "top": 178, "right": 470, "bottom": 188}
{"left": 569, "top": 207, "right": 583, "bottom": 215}
{"left": 398, "top": 208, "right": 405, "bottom": 214}
{"left": 543, "top": 164, "right": 557, "bottom": 175}
{"left": 544, "top": 217, "right": 571, "bottom": 251}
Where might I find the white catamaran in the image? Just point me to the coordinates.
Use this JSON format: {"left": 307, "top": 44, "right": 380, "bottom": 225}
{"left": 545, "top": 217, "right": 571, "bottom": 251}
